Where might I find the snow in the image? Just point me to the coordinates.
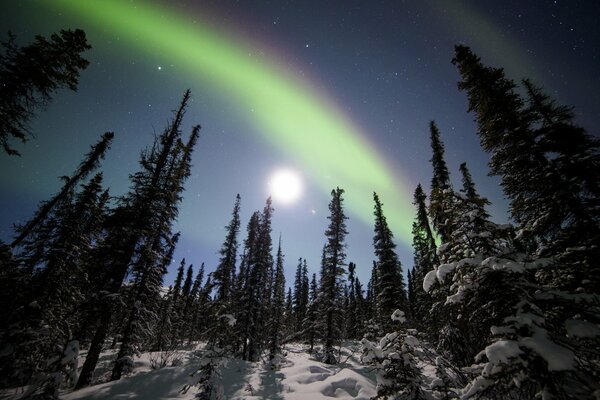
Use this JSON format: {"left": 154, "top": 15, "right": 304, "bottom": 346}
{"left": 62, "top": 343, "right": 376, "bottom": 400}
{"left": 565, "top": 319, "right": 600, "bottom": 338}
{"left": 391, "top": 309, "right": 406, "bottom": 323}
{"left": 519, "top": 329, "right": 574, "bottom": 371}
{"left": 436, "top": 263, "right": 456, "bottom": 283}
{"left": 445, "top": 289, "right": 466, "bottom": 305}
{"left": 482, "top": 340, "right": 522, "bottom": 365}
{"left": 219, "top": 314, "right": 237, "bottom": 327}
{"left": 481, "top": 256, "right": 525, "bottom": 273}
{"left": 436, "top": 243, "right": 450, "bottom": 255}
{"left": 423, "top": 270, "right": 438, "bottom": 293}
{"left": 403, "top": 335, "right": 420, "bottom": 347}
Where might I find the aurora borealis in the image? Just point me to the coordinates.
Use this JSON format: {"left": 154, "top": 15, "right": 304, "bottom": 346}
{"left": 0, "top": 1, "right": 598, "bottom": 284}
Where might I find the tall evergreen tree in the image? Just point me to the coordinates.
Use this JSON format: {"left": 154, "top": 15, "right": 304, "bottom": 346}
{"left": 11, "top": 132, "right": 113, "bottom": 248}
{"left": 172, "top": 259, "right": 186, "bottom": 309}
{"left": 235, "top": 211, "right": 260, "bottom": 357}
{"left": 453, "top": 45, "right": 600, "bottom": 268}
{"left": 346, "top": 262, "right": 359, "bottom": 339}
{"left": 173, "top": 263, "right": 195, "bottom": 343}
{"left": 268, "top": 238, "right": 286, "bottom": 367}
{"left": 305, "top": 273, "right": 319, "bottom": 353}
{"left": 372, "top": 192, "right": 407, "bottom": 332}
{"left": 76, "top": 90, "right": 200, "bottom": 388}
{"left": 186, "top": 263, "right": 205, "bottom": 344}
{"left": 0, "top": 29, "right": 91, "bottom": 155}
{"left": 238, "top": 199, "right": 274, "bottom": 362}
{"left": 428, "top": 121, "right": 454, "bottom": 244}
{"left": 409, "top": 185, "right": 438, "bottom": 333}
{"left": 450, "top": 46, "right": 600, "bottom": 397}
{"left": 292, "top": 258, "right": 309, "bottom": 333}
{"left": 364, "top": 261, "right": 379, "bottom": 336}
{"left": 0, "top": 172, "right": 109, "bottom": 394}
{"left": 212, "top": 194, "right": 241, "bottom": 303}
{"left": 319, "top": 187, "right": 348, "bottom": 364}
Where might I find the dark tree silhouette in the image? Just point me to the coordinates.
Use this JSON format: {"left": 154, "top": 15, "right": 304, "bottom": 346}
{"left": 0, "top": 29, "right": 91, "bottom": 155}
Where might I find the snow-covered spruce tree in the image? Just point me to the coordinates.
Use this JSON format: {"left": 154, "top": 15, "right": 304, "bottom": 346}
{"left": 429, "top": 162, "right": 515, "bottom": 367}
{"left": 111, "top": 110, "right": 199, "bottom": 381}
{"left": 76, "top": 90, "right": 200, "bottom": 388}
{"left": 237, "top": 199, "right": 275, "bottom": 362}
{"left": 0, "top": 133, "right": 112, "bottom": 392}
{"left": 410, "top": 184, "right": 439, "bottom": 336}
{"left": 184, "top": 263, "right": 206, "bottom": 345}
{"left": 364, "top": 261, "right": 380, "bottom": 338}
{"left": 362, "top": 310, "right": 429, "bottom": 400}
{"left": 267, "top": 238, "right": 286, "bottom": 368}
{"left": 449, "top": 44, "right": 600, "bottom": 399}
{"left": 520, "top": 79, "right": 600, "bottom": 290}
{"left": 186, "top": 308, "right": 236, "bottom": 400}
{"left": 319, "top": 187, "right": 349, "bottom": 364}
{"left": 292, "top": 258, "right": 309, "bottom": 334}
{"left": 153, "top": 286, "right": 174, "bottom": 352}
{"left": 212, "top": 194, "right": 241, "bottom": 305}
{"left": 428, "top": 121, "right": 455, "bottom": 245}
{"left": 6, "top": 176, "right": 109, "bottom": 397}
{"left": 373, "top": 192, "right": 407, "bottom": 333}
{"left": 192, "top": 269, "right": 213, "bottom": 344}
{"left": 354, "top": 276, "right": 368, "bottom": 340}
{"left": 284, "top": 287, "right": 294, "bottom": 339}
{"left": 423, "top": 124, "right": 474, "bottom": 365}
{"left": 345, "top": 262, "right": 360, "bottom": 339}
{"left": 305, "top": 273, "right": 319, "bottom": 353}
{"left": 173, "top": 262, "right": 196, "bottom": 345}
{"left": 11, "top": 131, "right": 113, "bottom": 250}
{"left": 32, "top": 175, "right": 110, "bottom": 398}
{"left": 234, "top": 211, "right": 260, "bottom": 356}
{"left": 0, "top": 29, "right": 91, "bottom": 156}
{"left": 110, "top": 231, "right": 180, "bottom": 381}
{"left": 453, "top": 44, "right": 600, "bottom": 276}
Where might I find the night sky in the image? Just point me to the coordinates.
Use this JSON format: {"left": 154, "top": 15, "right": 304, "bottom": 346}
{"left": 1, "top": 0, "right": 599, "bottom": 286}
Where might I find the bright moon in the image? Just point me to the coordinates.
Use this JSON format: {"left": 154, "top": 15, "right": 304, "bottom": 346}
{"left": 269, "top": 169, "right": 302, "bottom": 204}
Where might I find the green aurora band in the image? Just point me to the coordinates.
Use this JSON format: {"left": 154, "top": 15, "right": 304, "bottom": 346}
{"left": 47, "top": 0, "right": 416, "bottom": 243}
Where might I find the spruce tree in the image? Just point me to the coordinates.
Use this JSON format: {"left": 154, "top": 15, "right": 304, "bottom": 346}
{"left": 346, "top": 262, "right": 357, "bottom": 339}
{"left": 186, "top": 263, "right": 205, "bottom": 344}
{"left": 268, "top": 238, "right": 286, "bottom": 367}
{"left": 0, "top": 29, "right": 91, "bottom": 155}
{"left": 428, "top": 121, "right": 454, "bottom": 244}
{"left": 410, "top": 185, "right": 438, "bottom": 289}
{"left": 235, "top": 212, "right": 260, "bottom": 358}
{"left": 11, "top": 131, "right": 113, "bottom": 248}
{"left": 451, "top": 44, "right": 600, "bottom": 399}
{"left": 372, "top": 192, "right": 407, "bottom": 332}
{"left": 452, "top": 45, "right": 600, "bottom": 266}
{"left": 319, "top": 187, "right": 348, "bottom": 364}
{"left": 76, "top": 90, "right": 200, "bottom": 388}
{"left": 364, "top": 261, "right": 379, "bottom": 337}
{"left": 213, "top": 194, "right": 241, "bottom": 303}
{"left": 153, "top": 286, "right": 174, "bottom": 351}
{"left": 292, "top": 258, "right": 309, "bottom": 333}
{"left": 172, "top": 259, "right": 186, "bottom": 303}
{"left": 305, "top": 273, "right": 319, "bottom": 353}
{"left": 238, "top": 199, "right": 274, "bottom": 361}
{"left": 1, "top": 172, "right": 109, "bottom": 394}
{"left": 174, "top": 263, "right": 195, "bottom": 343}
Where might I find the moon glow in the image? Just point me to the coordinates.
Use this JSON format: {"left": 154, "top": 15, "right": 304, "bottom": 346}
{"left": 269, "top": 169, "right": 302, "bottom": 204}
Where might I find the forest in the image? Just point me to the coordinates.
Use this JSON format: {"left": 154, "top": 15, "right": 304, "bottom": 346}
{"left": 0, "top": 28, "right": 599, "bottom": 400}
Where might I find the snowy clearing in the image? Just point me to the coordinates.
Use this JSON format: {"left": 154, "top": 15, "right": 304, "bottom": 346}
{"left": 38, "top": 343, "right": 378, "bottom": 400}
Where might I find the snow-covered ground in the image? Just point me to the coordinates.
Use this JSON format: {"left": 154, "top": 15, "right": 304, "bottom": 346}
{"left": 22, "top": 343, "right": 377, "bottom": 400}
